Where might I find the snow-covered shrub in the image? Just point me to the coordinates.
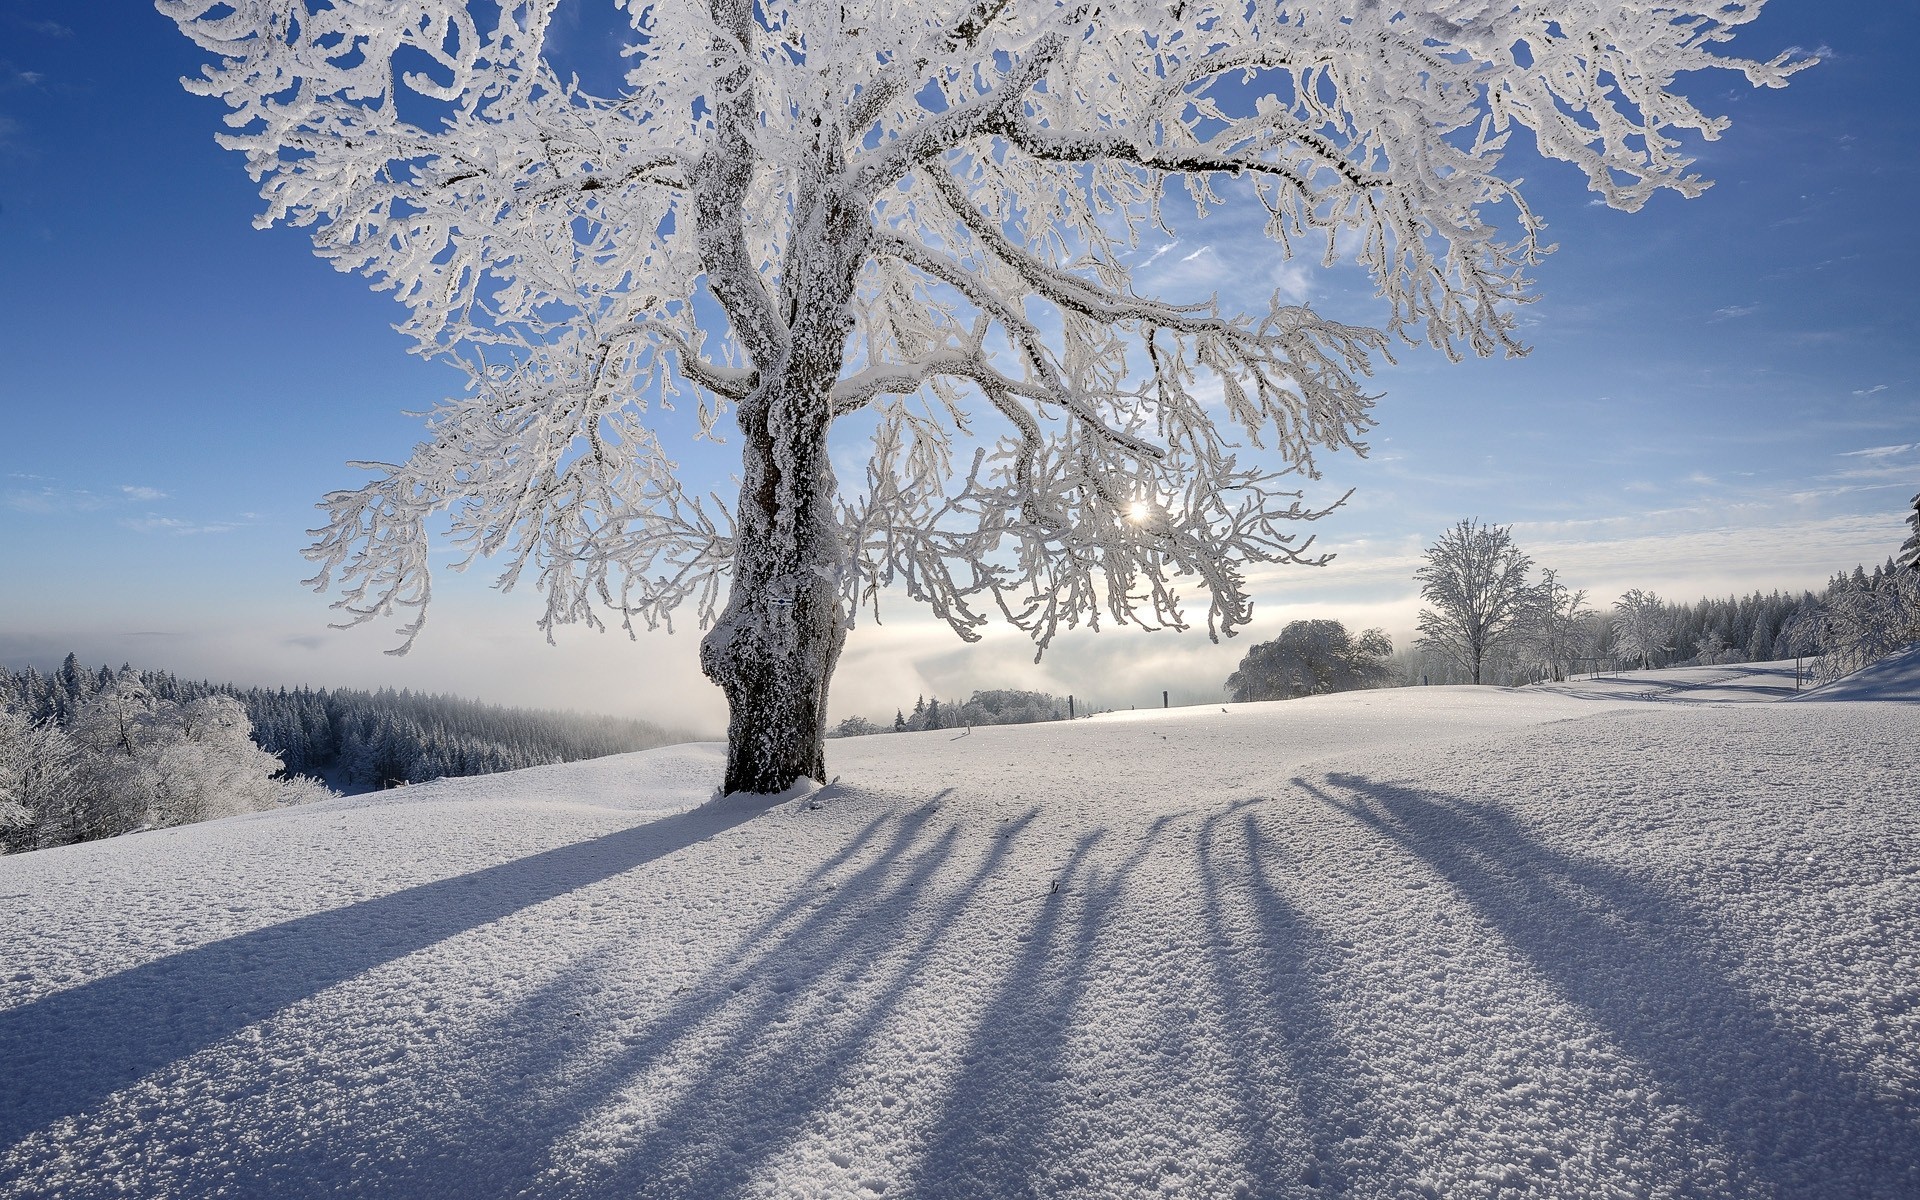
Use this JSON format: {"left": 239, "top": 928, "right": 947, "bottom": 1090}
{"left": 0, "top": 707, "right": 83, "bottom": 853}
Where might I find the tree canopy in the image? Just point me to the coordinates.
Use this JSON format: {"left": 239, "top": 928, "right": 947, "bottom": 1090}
{"left": 164, "top": 0, "right": 1804, "bottom": 790}
{"left": 1227, "top": 619, "right": 1393, "bottom": 702}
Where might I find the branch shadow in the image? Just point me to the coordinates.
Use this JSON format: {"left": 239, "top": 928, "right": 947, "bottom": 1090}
{"left": 337, "top": 798, "right": 989, "bottom": 1195}
{"left": 1307, "top": 771, "right": 1920, "bottom": 1196}
{"left": 526, "top": 807, "right": 1043, "bottom": 1199}
{"left": 900, "top": 821, "right": 1167, "bottom": 1198}
{"left": 0, "top": 793, "right": 783, "bottom": 1149}
{"left": 1194, "top": 806, "right": 1419, "bottom": 1197}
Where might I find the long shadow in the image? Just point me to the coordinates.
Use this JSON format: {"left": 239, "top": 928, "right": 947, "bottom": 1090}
{"left": 1311, "top": 771, "right": 1920, "bottom": 1197}
{"left": 1195, "top": 808, "right": 1417, "bottom": 1197}
{"left": 902, "top": 823, "right": 1166, "bottom": 1198}
{"left": 0, "top": 793, "right": 784, "bottom": 1149}
{"left": 565, "top": 809, "right": 1044, "bottom": 1199}
{"left": 344, "top": 799, "right": 979, "bottom": 1197}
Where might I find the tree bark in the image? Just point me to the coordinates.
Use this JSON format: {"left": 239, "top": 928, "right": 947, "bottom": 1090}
{"left": 699, "top": 371, "right": 847, "bottom": 795}
{"left": 696, "top": 158, "right": 869, "bottom": 794}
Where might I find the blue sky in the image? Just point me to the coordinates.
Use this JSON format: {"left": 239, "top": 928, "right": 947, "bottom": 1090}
{"left": 0, "top": 1, "right": 1914, "bottom": 731}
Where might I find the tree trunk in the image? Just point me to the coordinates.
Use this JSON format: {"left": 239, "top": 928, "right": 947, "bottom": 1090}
{"left": 699, "top": 373, "right": 846, "bottom": 795}
{"left": 698, "top": 239, "right": 865, "bottom": 792}
{"left": 695, "top": 166, "right": 869, "bottom": 795}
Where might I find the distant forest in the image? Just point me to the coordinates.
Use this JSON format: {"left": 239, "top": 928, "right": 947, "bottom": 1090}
{"left": 0, "top": 656, "right": 691, "bottom": 794}
{"left": 1402, "top": 556, "right": 1913, "bottom": 687}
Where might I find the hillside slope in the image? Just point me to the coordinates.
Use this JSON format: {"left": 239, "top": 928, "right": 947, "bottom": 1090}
{"left": 2, "top": 682, "right": 1915, "bottom": 1198}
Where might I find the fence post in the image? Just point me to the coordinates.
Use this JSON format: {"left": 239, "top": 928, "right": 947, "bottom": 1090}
{"left": 1068, "top": 694, "right": 1075, "bottom": 720}
{"left": 1162, "top": 690, "right": 1168, "bottom": 709}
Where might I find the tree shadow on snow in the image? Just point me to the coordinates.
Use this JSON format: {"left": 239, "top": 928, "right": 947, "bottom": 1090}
{"left": 521, "top": 805, "right": 1044, "bottom": 1199}
{"left": 1308, "top": 771, "right": 1920, "bottom": 1197}
{"left": 1194, "top": 805, "right": 1421, "bottom": 1198}
{"left": 279, "top": 799, "right": 1042, "bottom": 1198}
{"left": 0, "top": 791, "right": 787, "bottom": 1150}
{"left": 899, "top": 821, "right": 1165, "bottom": 1198}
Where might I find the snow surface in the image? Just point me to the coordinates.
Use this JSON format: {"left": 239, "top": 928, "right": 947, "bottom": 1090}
{"left": 3, "top": 669, "right": 1916, "bottom": 1198}
{"left": 1796, "top": 645, "right": 1920, "bottom": 704}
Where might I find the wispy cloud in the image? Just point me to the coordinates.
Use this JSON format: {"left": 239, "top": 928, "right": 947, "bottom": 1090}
{"left": 1709, "top": 303, "right": 1760, "bottom": 322}
{"left": 1852, "top": 384, "right": 1888, "bottom": 397}
{"left": 1838, "top": 443, "right": 1914, "bottom": 459}
{"left": 120, "top": 484, "right": 168, "bottom": 501}
{"left": 5, "top": 487, "right": 111, "bottom": 514}
{"left": 23, "top": 19, "right": 72, "bottom": 37}
{"left": 121, "top": 516, "right": 238, "bottom": 536}
{"left": 1136, "top": 239, "right": 1179, "bottom": 268}
{"left": 1781, "top": 43, "right": 1837, "bottom": 63}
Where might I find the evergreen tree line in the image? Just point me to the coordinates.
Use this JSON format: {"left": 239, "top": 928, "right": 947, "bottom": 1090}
{"left": 831, "top": 689, "right": 1070, "bottom": 737}
{"left": 2, "top": 655, "right": 691, "bottom": 795}
{"left": 1411, "top": 557, "right": 1914, "bottom": 687}
{"left": 1568, "top": 558, "right": 1914, "bottom": 681}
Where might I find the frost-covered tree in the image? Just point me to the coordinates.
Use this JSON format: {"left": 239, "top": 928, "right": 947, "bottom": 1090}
{"left": 163, "top": 0, "right": 1803, "bottom": 793}
{"left": 1900, "top": 492, "right": 1920, "bottom": 574}
{"left": 1227, "top": 619, "right": 1392, "bottom": 701}
{"left": 146, "top": 696, "right": 298, "bottom": 826}
{"left": 1805, "top": 567, "right": 1920, "bottom": 681}
{"left": 1415, "top": 520, "right": 1534, "bottom": 685}
{"left": 1695, "top": 628, "right": 1731, "bottom": 665}
{"left": 1611, "top": 588, "right": 1672, "bottom": 670}
{"left": 1517, "top": 568, "right": 1593, "bottom": 682}
{"left": 0, "top": 708, "right": 82, "bottom": 854}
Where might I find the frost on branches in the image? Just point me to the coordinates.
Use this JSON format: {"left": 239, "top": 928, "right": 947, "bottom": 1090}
{"left": 162, "top": 0, "right": 1803, "bottom": 793}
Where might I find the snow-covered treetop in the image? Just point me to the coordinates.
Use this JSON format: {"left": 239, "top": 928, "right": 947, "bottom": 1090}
{"left": 162, "top": 0, "right": 1805, "bottom": 652}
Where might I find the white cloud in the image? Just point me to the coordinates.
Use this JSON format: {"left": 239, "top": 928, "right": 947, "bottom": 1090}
{"left": 1851, "top": 384, "right": 1889, "bottom": 397}
{"left": 1709, "top": 303, "right": 1759, "bottom": 321}
{"left": 121, "top": 516, "right": 237, "bottom": 536}
{"left": 1137, "top": 239, "right": 1179, "bottom": 268}
{"left": 120, "top": 485, "right": 168, "bottom": 501}
{"left": 1838, "top": 443, "right": 1913, "bottom": 458}
{"left": 5, "top": 487, "right": 109, "bottom": 514}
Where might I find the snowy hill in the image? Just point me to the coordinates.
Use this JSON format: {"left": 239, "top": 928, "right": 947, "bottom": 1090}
{"left": 2, "top": 669, "right": 1916, "bottom": 1198}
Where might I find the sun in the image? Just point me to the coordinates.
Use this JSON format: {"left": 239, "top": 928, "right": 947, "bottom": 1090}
{"left": 1128, "top": 500, "right": 1151, "bottom": 523}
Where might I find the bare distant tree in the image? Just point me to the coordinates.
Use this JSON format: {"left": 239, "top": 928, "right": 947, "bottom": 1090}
{"left": 164, "top": 0, "right": 1804, "bottom": 793}
{"left": 1415, "top": 520, "right": 1535, "bottom": 685}
{"left": 1612, "top": 589, "right": 1673, "bottom": 670}
{"left": 1518, "top": 568, "right": 1595, "bottom": 682}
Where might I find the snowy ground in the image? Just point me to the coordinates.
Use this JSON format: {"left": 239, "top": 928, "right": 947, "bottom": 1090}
{"left": 2, "top": 662, "right": 1916, "bottom": 1198}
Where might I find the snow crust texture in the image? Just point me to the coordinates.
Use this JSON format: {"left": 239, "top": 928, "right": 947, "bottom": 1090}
{"left": 2, "top": 676, "right": 1915, "bottom": 1198}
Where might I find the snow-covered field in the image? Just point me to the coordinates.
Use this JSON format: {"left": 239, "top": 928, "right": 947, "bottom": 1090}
{"left": 3, "top": 660, "right": 1916, "bottom": 1198}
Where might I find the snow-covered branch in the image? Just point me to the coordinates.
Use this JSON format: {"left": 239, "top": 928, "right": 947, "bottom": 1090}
{"left": 164, "top": 0, "right": 1804, "bottom": 707}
